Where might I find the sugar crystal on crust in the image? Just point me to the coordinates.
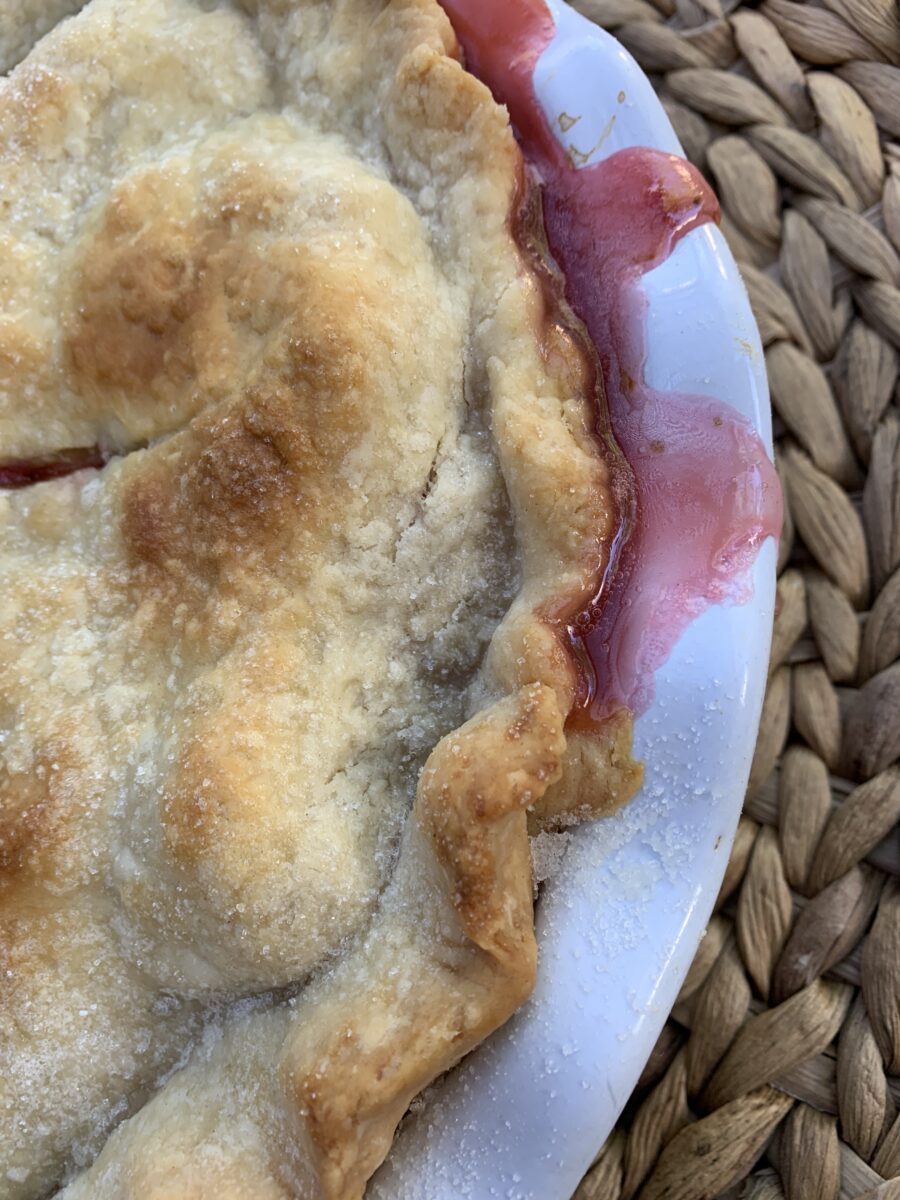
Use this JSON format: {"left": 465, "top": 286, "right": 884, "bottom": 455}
{"left": 0, "top": 2, "right": 642, "bottom": 1197}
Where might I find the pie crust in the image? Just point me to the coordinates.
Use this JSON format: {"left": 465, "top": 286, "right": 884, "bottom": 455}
{"left": 0, "top": 2, "right": 642, "bottom": 1196}
{"left": 0, "top": 0, "right": 87, "bottom": 72}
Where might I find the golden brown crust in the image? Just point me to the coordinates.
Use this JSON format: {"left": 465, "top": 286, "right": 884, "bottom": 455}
{"left": 532, "top": 715, "right": 645, "bottom": 831}
{"left": 281, "top": 685, "right": 566, "bottom": 1197}
{"left": 0, "top": 2, "right": 643, "bottom": 1197}
{"left": 66, "top": 686, "right": 565, "bottom": 1200}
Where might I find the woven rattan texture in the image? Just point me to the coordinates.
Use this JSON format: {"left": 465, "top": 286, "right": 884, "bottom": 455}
{"left": 569, "top": 0, "right": 900, "bottom": 1197}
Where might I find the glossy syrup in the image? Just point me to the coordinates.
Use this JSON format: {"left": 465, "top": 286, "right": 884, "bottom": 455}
{"left": 442, "top": 0, "right": 782, "bottom": 724}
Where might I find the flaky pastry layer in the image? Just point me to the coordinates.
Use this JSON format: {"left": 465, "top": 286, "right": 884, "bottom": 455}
{"left": 0, "top": 2, "right": 642, "bottom": 1197}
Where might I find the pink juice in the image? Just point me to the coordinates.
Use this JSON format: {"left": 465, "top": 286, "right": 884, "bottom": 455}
{"left": 442, "top": 0, "right": 782, "bottom": 726}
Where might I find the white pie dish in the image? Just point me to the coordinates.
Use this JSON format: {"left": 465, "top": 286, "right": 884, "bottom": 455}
{"left": 369, "top": 4, "right": 776, "bottom": 1198}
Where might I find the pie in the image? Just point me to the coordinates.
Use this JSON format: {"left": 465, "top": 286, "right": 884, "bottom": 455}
{"left": 0, "top": 0, "right": 87, "bottom": 73}
{"left": 0, "top": 1, "right": 642, "bottom": 1196}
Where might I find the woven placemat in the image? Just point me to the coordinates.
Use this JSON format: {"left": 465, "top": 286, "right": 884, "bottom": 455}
{"left": 568, "top": 0, "right": 900, "bottom": 1197}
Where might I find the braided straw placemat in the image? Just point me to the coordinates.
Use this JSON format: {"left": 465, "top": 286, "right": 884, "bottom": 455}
{"left": 568, "top": 0, "right": 900, "bottom": 1197}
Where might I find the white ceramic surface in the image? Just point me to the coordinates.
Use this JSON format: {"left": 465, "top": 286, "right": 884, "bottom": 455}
{"left": 370, "top": 5, "right": 776, "bottom": 1197}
